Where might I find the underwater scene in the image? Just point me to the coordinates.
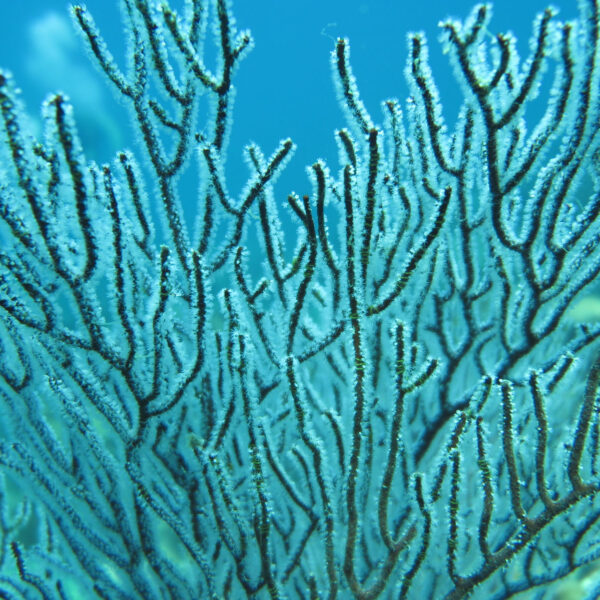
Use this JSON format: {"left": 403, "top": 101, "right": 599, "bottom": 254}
{"left": 0, "top": 0, "right": 600, "bottom": 598}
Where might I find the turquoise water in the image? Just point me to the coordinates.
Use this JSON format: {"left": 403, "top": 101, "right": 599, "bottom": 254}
{"left": 0, "top": 0, "right": 577, "bottom": 197}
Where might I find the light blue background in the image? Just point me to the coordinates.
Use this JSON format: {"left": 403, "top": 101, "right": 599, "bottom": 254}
{"left": 0, "top": 1, "right": 577, "bottom": 196}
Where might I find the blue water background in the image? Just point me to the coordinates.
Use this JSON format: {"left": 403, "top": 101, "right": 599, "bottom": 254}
{"left": 0, "top": 0, "right": 576, "bottom": 210}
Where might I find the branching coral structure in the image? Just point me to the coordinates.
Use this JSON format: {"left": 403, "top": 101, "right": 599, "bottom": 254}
{"left": 0, "top": 0, "right": 600, "bottom": 598}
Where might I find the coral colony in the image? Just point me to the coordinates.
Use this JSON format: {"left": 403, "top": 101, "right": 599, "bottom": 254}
{"left": 1, "top": 0, "right": 600, "bottom": 598}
